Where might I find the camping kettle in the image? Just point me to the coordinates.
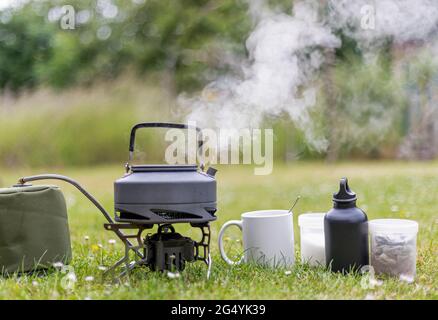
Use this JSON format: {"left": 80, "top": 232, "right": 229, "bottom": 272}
{"left": 114, "top": 122, "right": 218, "bottom": 224}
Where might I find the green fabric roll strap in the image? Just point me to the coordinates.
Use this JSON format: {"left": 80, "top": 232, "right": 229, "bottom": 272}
{"left": 0, "top": 185, "right": 71, "bottom": 273}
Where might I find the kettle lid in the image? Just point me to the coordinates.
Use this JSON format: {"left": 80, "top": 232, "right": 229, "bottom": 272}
{"left": 131, "top": 164, "right": 198, "bottom": 172}
{"left": 333, "top": 177, "right": 357, "bottom": 203}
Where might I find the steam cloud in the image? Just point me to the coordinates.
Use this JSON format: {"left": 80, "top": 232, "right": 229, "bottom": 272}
{"left": 180, "top": 0, "right": 438, "bottom": 152}
{"left": 329, "top": 0, "right": 438, "bottom": 51}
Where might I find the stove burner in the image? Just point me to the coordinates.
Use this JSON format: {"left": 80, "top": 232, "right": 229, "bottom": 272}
{"left": 104, "top": 222, "right": 211, "bottom": 277}
{"left": 144, "top": 225, "right": 196, "bottom": 272}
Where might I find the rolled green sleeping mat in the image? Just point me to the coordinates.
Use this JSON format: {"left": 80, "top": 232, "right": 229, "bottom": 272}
{"left": 0, "top": 185, "right": 71, "bottom": 274}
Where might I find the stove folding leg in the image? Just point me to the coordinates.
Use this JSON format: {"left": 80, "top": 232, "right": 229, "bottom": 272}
{"left": 192, "top": 223, "right": 212, "bottom": 279}
{"left": 104, "top": 222, "right": 213, "bottom": 279}
{"left": 103, "top": 223, "right": 149, "bottom": 280}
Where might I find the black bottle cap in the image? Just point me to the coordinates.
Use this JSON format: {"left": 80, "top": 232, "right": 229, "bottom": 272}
{"left": 333, "top": 177, "right": 357, "bottom": 203}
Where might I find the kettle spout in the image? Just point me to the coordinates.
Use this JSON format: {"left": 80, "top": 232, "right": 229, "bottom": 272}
{"left": 206, "top": 167, "right": 217, "bottom": 177}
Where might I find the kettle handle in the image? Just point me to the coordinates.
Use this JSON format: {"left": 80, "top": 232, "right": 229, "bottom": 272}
{"left": 127, "top": 122, "right": 204, "bottom": 171}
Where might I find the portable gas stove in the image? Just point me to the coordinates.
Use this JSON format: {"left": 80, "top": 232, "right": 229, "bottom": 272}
{"left": 17, "top": 122, "right": 217, "bottom": 278}
{"left": 104, "top": 122, "right": 217, "bottom": 277}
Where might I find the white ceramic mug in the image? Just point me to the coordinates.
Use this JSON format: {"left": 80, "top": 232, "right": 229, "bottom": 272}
{"left": 218, "top": 210, "right": 295, "bottom": 267}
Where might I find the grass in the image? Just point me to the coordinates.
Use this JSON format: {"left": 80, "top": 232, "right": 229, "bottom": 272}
{"left": 0, "top": 77, "right": 178, "bottom": 167}
{"left": 0, "top": 161, "right": 437, "bottom": 299}
{"left": 0, "top": 77, "right": 326, "bottom": 169}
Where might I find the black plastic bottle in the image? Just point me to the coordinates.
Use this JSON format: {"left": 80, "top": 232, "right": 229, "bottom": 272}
{"left": 324, "top": 178, "right": 369, "bottom": 272}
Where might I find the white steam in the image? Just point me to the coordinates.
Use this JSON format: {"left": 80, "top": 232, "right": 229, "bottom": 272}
{"left": 328, "top": 0, "right": 438, "bottom": 51}
{"left": 180, "top": 1, "right": 340, "bottom": 151}
{"left": 180, "top": 0, "right": 438, "bottom": 152}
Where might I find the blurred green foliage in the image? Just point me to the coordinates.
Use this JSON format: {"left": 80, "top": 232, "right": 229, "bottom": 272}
{"left": 0, "top": 7, "right": 53, "bottom": 91}
{"left": 0, "top": 1, "right": 435, "bottom": 166}
{"left": 0, "top": 103, "right": 134, "bottom": 166}
{"left": 320, "top": 51, "right": 406, "bottom": 160}
{"left": 0, "top": 0, "right": 251, "bottom": 93}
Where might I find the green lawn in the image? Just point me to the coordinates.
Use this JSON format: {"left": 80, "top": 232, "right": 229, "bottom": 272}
{"left": 0, "top": 162, "right": 437, "bottom": 299}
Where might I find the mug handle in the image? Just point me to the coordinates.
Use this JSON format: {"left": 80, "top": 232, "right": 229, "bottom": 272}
{"left": 218, "top": 220, "right": 244, "bottom": 265}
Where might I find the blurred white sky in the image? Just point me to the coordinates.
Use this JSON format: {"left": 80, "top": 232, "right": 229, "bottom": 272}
{"left": 0, "top": 0, "right": 19, "bottom": 10}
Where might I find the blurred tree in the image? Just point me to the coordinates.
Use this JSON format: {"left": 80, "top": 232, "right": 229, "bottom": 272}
{"left": 0, "top": 0, "right": 251, "bottom": 93}
{"left": 0, "top": 7, "right": 53, "bottom": 93}
{"left": 398, "top": 51, "right": 438, "bottom": 160}
{"left": 119, "top": 0, "right": 251, "bottom": 93}
{"left": 318, "top": 46, "right": 404, "bottom": 160}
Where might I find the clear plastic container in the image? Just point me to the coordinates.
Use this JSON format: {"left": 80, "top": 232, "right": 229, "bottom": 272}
{"left": 369, "top": 219, "right": 419, "bottom": 280}
{"left": 298, "top": 213, "right": 325, "bottom": 266}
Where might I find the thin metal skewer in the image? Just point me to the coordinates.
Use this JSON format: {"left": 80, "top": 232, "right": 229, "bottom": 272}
{"left": 288, "top": 195, "right": 301, "bottom": 213}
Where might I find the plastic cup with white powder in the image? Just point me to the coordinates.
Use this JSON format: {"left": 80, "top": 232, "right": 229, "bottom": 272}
{"left": 298, "top": 213, "right": 325, "bottom": 266}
